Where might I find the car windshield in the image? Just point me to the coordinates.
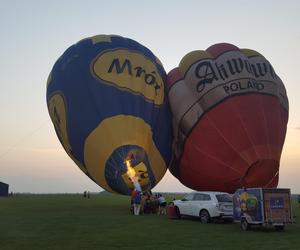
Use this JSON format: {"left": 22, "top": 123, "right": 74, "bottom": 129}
{"left": 182, "top": 193, "right": 194, "bottom": 201}
{"left": 216, "top": 194, "right": 232, "bottom": 202}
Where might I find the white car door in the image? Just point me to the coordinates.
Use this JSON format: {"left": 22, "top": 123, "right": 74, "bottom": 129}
{"left": 190, "top": 193, "right": 213, "bottom": 217}
{"left": 178, "top": 193, "right": 194, "bottom": 215}
{"left": 190, "top": 193, "right": 204, "bottom": 216}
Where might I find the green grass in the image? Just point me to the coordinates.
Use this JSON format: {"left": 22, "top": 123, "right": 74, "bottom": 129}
{"left": 0, "top": 194, "right": 299, "bottom": 250}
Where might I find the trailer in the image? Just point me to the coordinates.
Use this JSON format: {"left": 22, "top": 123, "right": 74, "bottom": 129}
{"left": 233, "top": 188, "right": 292, "bottom": 231}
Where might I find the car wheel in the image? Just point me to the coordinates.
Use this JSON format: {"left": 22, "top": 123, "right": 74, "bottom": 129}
{"left": 241, "top": 218, "right": 250, "bottom": 231}
{"left": 175, "top": 206, "right": 181, "bottom": 219}
{"left": 200, "top": 210, "right": 210, "bottom": 223}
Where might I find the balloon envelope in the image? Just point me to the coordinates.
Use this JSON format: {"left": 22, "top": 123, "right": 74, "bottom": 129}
{"left": 47, "top": 35, "right": 172, "bottom": 195}
{"left": 167, "top": 43, "right": 288, "bottom": 193}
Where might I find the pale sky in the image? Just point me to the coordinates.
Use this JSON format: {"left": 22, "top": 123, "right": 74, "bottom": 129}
{"left": 1, "top": 0, "right": 299, "bottom": 193}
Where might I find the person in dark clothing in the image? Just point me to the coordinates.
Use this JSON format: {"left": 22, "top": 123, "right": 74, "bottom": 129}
{"left": 143, "top": 193, "right": 152, "bottom": 214}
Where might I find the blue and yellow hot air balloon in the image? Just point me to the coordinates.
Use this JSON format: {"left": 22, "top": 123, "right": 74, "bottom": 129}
{"left": 46, "top": 35, "right": 172, "bottom": 195}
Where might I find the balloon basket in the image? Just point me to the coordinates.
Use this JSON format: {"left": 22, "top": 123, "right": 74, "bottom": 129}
{"left": 167, "top": 204, "right": 177, "bottom": 219}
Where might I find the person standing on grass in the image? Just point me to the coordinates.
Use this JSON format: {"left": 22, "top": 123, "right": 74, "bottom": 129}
{"left": 158, "top": 193, "right": 167, "bottom": 215}
{"left": 143, "top": 192, "right": 152, "bottom": 214}
{"left": 130, "top": 189, "right": 137, "bottom": 214}
{"left": 133, "top": 189, "right": 142, "bottom": 216}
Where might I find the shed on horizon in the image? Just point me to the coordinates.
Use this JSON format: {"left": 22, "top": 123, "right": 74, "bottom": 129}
{"left": 0, "top": 182, "right": 9, "bottom": 197}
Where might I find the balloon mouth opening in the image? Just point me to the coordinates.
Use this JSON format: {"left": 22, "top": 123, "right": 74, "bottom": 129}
{"left": 104, "top": 145, "right": 155, "bottom": 195}
{"left": 240, "top": 159, "right": 279, "bottom": 188}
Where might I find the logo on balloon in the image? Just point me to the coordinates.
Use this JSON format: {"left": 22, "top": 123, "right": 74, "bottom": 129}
{"left": 194, "top": 55, "right": 276, "bottom": 93}
{"left": 91, "top": 49, "right": 164, "bottom": 105}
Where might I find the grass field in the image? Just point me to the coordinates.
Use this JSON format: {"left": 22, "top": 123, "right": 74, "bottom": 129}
{"left": 0, "top": 194, "right": 299, "bottom": 250}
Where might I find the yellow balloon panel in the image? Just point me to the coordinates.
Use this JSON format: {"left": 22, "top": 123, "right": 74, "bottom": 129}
{"left": 84, "top": 115, "right": 167, "bottom": 193}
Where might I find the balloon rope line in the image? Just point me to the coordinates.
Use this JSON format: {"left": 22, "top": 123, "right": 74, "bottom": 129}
{"left": 190, "top": 140, "right": 243, "bottom": 174}
{"left": 229, "top": 100, "right": 259, "bottom": 159}
{"left": 265, "top": 171, "right": 279, "bottom": 187}
{"left": 239, "top": 160, "right": 258, "bottom": 184}
{"left": 106, "top": 158, "right": 122, "bottom": 171}
{"left": 258, "top": 95, "right": 271, "bottom": 158}
{"left": 206, "top": 114, "right": 249, "bottom": 166}
{"left": 278, "top": 102, "right": 286, "bottom": 151}
{"left": 0, "top": 119, "right": 49, "bottom": 160}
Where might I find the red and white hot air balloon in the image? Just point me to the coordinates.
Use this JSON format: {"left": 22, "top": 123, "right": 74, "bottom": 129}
{"left": 167, "top": 43, "right": 288, "bottom": 193}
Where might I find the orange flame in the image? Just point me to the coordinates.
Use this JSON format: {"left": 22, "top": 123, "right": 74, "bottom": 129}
{"left": 125, "top": 160, "right": 141, "bottom": 190}
{"left": 125, "top": 160, "right": 136, "bottom": 179}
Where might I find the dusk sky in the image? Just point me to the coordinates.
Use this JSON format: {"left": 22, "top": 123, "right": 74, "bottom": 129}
{"left": 1, "top": 0, "right": 299, "bottom": 193}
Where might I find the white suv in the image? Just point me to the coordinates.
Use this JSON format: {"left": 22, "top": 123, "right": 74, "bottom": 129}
{"left": 172, "top": 192, "right": 233, "bottom": 223}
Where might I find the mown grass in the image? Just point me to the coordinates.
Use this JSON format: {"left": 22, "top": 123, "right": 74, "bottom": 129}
{"left": 0, "top": 194, "right": 299, "bottom": 250}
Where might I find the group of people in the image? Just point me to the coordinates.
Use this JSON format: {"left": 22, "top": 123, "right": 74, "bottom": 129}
{"left": 83, "top": 190, "right": 90, "bottom": 198}
{"left": 131, "top": 189, "right": 167, "bottom": 216}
